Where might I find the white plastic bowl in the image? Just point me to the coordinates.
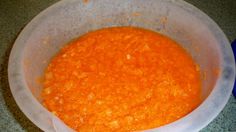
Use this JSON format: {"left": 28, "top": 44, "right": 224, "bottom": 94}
{"left": 8, "top": 0, "right": 235, "bottom": 131}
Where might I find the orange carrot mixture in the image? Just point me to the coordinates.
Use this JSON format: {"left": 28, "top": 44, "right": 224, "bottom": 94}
{"left": 42, "top": 27, "right": 201, "bottom": 131}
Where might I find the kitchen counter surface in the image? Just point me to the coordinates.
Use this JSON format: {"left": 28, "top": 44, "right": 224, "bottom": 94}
{"left": 0, "top": 0, "right": 235, "bottom": 131}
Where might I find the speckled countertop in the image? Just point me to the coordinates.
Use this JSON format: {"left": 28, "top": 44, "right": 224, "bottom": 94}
{"left": 0, "top": 0, "right": 236, "bottom": 131}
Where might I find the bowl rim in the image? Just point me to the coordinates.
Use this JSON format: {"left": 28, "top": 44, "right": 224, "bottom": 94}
{"left": 8, "top": 0, "right": 235, "bottom": 131}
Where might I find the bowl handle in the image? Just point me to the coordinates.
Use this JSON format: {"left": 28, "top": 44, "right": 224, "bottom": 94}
{"left": 231, "top": 39, "right": 236, "bottom": 98}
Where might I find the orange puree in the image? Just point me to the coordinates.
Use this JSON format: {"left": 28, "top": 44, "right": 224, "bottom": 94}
{"left": 42, "top": 27, "right": 201, "bottom": 131}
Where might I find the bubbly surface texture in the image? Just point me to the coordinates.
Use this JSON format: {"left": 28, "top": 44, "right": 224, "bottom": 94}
{"left": 42, "top": 27, "right": 201, "bottom": 131}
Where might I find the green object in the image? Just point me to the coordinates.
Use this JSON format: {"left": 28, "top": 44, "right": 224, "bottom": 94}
{"left": 0, "top": 0, "right": 235, "bottom": 131}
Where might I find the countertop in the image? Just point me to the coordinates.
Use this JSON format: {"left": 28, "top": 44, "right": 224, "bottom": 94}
{"left": 0, "top": 0, "right": 236, "bottom": 131}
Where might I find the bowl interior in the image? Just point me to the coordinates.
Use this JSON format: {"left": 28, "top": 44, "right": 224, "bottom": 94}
{"left": 24, "top": 0, "right": 220, "bottom": 102}
{"left": 9, "top": 0, "right": 235, "bottom": 131}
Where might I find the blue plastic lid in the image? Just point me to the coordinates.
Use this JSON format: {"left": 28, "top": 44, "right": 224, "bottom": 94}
{"left": 231, "top": 39, "right": 236, "bottom": 98}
